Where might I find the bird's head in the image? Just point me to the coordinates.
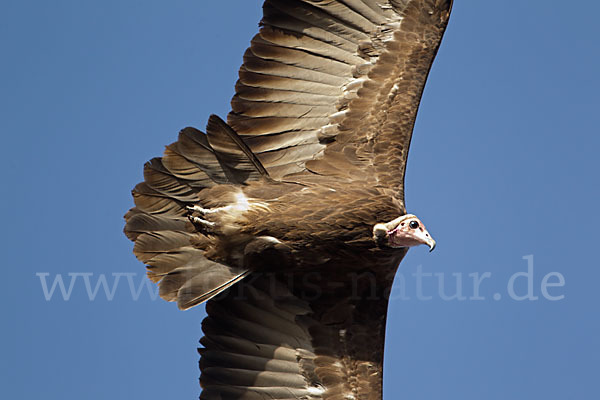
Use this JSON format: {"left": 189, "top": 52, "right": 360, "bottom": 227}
{"left": 373, "top": 214, "right": 436, "bottom": 251}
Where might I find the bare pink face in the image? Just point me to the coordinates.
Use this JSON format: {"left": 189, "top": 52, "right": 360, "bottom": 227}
{"left": 373, "top": 214, "right": 436, "bottom": 251}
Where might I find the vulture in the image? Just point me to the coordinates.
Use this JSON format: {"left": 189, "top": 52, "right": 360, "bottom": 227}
{"left": 124, "top": 0, "right": 453, "bottom": 398}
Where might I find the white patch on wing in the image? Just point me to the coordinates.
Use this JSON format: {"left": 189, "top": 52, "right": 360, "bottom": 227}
{"left": 308, "top": 386, "right": 325, "bottom": 396}
{"left": 316, "top": 123, "right": 339, "bottom": 141}
{"left": 342, "top": 77, "right": 367, "bottom": 93}
{"left": 189, "top": 216, "right": 215, "bottom": 227}
{"left": 202, "top": 191, "right": 269, "bottom": 215}
{"left": 256, "top": 236, "right": 281, "bottom": 244}
{"left": 189, "top": 191, "right": 270, "bottom": 232}
{"left": 330, "top": 109, "right": 349, "bottom": 123}
{"left": 233, "top": 191, "right": 250, "bottom": 212}
{"left": 228, "top": 190, "right": 270, "bottom": 217}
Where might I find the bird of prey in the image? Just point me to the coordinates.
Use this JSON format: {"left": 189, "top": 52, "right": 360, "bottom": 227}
{"left": 124, "top": 0, "right": 453, "bottom": 398}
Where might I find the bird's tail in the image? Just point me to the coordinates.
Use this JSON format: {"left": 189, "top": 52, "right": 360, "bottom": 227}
{"left": 124, "top": 115, "right": 267, "bottom": 309}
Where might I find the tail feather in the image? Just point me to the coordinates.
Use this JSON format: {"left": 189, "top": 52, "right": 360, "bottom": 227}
{"left": 206, "top": 114, "right": 270, "bottom": 183}
{"left": 131, "top": 182, "right": 186, "bottom": 216}
{"left": 157, "top": 260, "right": 249, "bottom": 309}
{"left": 123, "top": 212, "right": 191, "bottom": 241}
{"left": 143, "top": 158, "right": 199, "bottom": 202}
{"left": 163, "top": 127, "right": 228, "bottom": 186}
{"left": 177, "top": 268, "right": 250, "bottom": 310}
{"left": 125, "top": 115, "right": 270, "bottom": 309}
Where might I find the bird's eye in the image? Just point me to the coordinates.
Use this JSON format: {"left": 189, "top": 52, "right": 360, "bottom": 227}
{"left": 409, "top": 221, "right": 419, "bottom": 229}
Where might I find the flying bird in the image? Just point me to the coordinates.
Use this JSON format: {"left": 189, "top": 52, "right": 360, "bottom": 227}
{"left": 124, "top": 0, "right": 453, "bottom": 398}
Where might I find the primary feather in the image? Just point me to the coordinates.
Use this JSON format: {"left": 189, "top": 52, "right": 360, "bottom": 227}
{"left": 124, "top": 0, "right": 453, "bottom": 398}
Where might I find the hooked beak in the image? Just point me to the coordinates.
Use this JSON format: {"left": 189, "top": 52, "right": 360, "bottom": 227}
{"left": 426, "top": 237, "right": 436, "bottom": 252}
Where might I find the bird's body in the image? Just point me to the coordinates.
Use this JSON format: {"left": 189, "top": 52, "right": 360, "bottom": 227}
{"left": 202, "top": 178, "right": 401, "bottom": 253}
{"left": 125, "top": 0, "right": 453, "bottom": 398}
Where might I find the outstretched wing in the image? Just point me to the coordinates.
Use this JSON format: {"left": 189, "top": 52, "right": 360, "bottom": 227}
{"left": 231, "top": 0, "right": 453, "bottom": 204}
{"left": 199, "top": 253, "right": 405, "bottom": 400}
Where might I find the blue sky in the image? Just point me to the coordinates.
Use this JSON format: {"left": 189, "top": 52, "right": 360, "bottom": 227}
{"left": 1, "top": 1, "right": 599, "bottom": 399}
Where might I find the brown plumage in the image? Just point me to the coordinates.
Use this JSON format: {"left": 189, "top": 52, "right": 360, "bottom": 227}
{"left": 124, "top": 0, "right": 453, "bottom": 398}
